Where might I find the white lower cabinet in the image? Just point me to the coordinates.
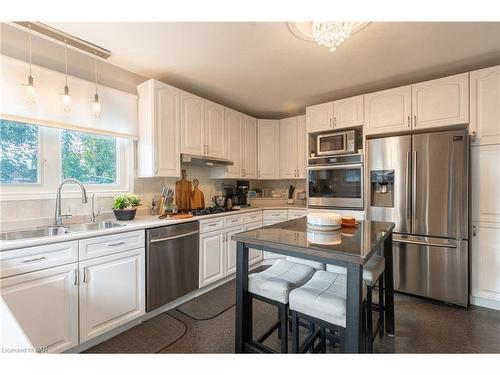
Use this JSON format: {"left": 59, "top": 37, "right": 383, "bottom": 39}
{"left": 262, "top": 212, "right": 288, "bottom": 260}
{"left": 225, "top": 222, "right": 263, "bottom": 275}
{"left": 79, "top": 248, "right": 145, "bottom": 343}
{"left": 0, "top": 263, "right": 79, "bottom": 353}
{"left": 199, "top": 230, "right": 225, "bottom": 287}
{"left": 225, "top": 225, "right": 246, "bottom": 275}
{"left": 471, "top": 221, "right": 500, "bottom": 306}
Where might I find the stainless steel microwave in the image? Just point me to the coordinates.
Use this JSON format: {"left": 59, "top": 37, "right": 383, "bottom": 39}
{"left": 316, "top": 130, "right": 359, "bottom": 156}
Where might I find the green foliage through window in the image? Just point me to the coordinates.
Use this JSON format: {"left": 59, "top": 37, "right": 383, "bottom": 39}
{"left": 61, "top": 130, "right": 117, "bottom": 184}
{"left": 0, "top": 119, "right": 39, "bottom": 184}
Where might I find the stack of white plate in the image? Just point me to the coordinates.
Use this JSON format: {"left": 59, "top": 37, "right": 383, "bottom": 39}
{"left": 306, "top": 212, "right": 341, "bottom": 231}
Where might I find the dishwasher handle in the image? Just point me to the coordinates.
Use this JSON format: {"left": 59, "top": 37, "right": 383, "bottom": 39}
{"left": 149, "top": 230, "right": 199, "bottom": 243}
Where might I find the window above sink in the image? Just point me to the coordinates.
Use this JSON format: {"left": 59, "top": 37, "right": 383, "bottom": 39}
{"left": 0, "top": 119, "right": 134, "bottom": 201}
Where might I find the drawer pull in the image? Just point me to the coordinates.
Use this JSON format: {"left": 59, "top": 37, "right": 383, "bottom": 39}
{"left": 21, "top": 256, "right": 47, "bottom": 263}
{"left": 272, "top": 214, "right": 280, "bottom": 217}
{"left": 208, "top": 223, "right": 218, "bottom": 227}
{"left": 107, "top": 241, "right": 126, "bottom": 247}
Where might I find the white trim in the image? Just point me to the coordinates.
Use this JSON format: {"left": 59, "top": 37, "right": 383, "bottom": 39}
{"left": 470, "top": 295, "right": 500, "bottom": 311}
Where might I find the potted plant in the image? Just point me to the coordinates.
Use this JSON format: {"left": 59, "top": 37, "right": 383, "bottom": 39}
{"left": 287, "top": 184, "right": 296, "bottom": 204}
{"left": 113, "top": 194, "right": 141, "bottom": 221}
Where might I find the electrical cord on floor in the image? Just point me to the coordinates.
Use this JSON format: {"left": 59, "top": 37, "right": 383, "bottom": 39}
{"left": 155, "top": 312, "right": 188, "bottom": 353}
{"left": 175, "top": 303, "right": 236, "bottom": 321}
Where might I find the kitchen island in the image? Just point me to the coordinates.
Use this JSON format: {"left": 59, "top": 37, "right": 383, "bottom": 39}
{"left": 232, "top": 217, "right": 395, "bottom": 353}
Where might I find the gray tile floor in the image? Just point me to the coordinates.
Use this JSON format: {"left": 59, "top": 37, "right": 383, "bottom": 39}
{"left": 88, "top": 279, "right": 500, "bottom": 353}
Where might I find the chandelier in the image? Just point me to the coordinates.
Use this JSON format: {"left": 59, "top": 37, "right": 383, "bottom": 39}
{"left": 288, "top": 21, "right": 370, "bottom": 52}
{"left": 312, "top": 22, "right": 354, "bottom": 51}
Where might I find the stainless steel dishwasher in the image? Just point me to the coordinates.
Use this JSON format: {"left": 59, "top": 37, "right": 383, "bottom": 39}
{"left": 146, "top": 221, "right": 199, "bottom": 312}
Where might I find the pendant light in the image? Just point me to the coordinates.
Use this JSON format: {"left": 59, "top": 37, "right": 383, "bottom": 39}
{"left": 61, "top": 39, "right": 71, "bottom": 113}
{"left": 23, "top": 24, "right": 36, "bottom": 104}
{"left": 91, "top": 52, "right": 102, "bottom": 117}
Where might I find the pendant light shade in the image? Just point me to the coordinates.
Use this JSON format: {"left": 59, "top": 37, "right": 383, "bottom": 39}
{"left": 23, "top": 24, "right": 36, "bottom": 104}
{"left": 61, "top": 39, "right": 71, "bottom": 113}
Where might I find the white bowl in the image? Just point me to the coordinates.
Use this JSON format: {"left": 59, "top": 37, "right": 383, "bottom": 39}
{"left": 307, "top": 212, "right": 341, "bottom": 227}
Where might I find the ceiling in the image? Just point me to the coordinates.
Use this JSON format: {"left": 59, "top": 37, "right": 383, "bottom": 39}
{"left": 35, "top": 22, "right": 500, "bottom": 118}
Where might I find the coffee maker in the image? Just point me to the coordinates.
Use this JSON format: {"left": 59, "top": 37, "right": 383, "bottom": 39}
{"left": 223, "top": 181, "right": 249, "bottom": 207}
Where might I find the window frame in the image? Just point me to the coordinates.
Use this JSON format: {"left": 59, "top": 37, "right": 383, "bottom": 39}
{"left": 0, "top": 123, "right": 134, "bottom": 201}
{"left": 0, "top": 120, "right": 42, "bottom": 186}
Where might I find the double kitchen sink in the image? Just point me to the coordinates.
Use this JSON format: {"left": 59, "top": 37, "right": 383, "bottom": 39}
{"left": 0, "top": 221, "right": 125, "bottom": 241}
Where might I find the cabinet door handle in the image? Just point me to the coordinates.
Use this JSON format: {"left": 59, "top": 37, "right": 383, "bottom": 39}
{"left": 333, "top": 117, "right": 337, "bottom": 128}
{"left": 74, "top": 269, "right": 79, "bottom": 286}
{"left": 83, "top": 269, "right": 88, "bottom": 283}
{"left": 329, "top": 118, "right": 333, "bottom": 127}
{"left": 21, "top": 256, "right": 47, "bottom": 263}
{"left": 413, "top": 115, "right": 417, "bottom": 127}
{"left": 407, "top": 116, "right": 411, "bottom": 128}
{"left": 472, "top": 225, "right": 477, "bottom": 237}
{"left": 107, "top": 241, "right": 126, "bottom": 247}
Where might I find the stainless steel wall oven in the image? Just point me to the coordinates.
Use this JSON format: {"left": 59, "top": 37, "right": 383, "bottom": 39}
{"left": 307, "top": 153, "right": 364, "bottom": 210}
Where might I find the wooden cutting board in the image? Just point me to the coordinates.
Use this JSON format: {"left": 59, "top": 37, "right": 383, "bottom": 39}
{"left": 175, "top": 169, "right": 192, "bottom": 211}
{"left": 190, "top": 179, "right": 205, "bottom": 210}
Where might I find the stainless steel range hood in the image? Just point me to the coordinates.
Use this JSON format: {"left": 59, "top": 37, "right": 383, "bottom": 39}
{"left": 181, "top": 154, "right": 234, "bottom": 166}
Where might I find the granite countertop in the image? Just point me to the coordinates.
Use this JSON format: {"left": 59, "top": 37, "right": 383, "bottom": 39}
{"left": 0, "top": 205, "right": 306, "bottom": 252}
{"left": 232, "top": 217, "right": 395, "bottom": 265}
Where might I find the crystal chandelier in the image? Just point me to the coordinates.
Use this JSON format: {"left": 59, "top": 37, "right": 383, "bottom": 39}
{"left": 312, "top": 22, "right": 354, "bottom": 52}
{"left": 288, "top": 21, "right": 369, "bottom": 52}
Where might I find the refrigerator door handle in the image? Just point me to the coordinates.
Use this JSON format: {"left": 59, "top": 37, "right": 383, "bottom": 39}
{"left": 406, "top": 151, "right": 411, "bottom": 219}
{"left": 393, "top": 238, "right": 457, "bottom": 249}
{"left": 412, "top": 151, "right": 417, "bottom": 220}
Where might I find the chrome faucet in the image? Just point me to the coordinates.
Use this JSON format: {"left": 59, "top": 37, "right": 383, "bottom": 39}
{"left": 90, "top": 193, "right": 101, "bottom": 223}
{"left": 54, "top": 179, "right": 88, "bottom": 226}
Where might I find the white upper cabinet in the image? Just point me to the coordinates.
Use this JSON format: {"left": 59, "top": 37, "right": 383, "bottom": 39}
{"left": 412, "top": 73, "right": 469, "bottom": 130}
{"left": 205, "top": 100, "right": 227, "bottom": 158}
{"left": 279, "top": 117, "right": 298, "bottom": 179}
{"left": 364, "top": 85, "right": 412, "bottom": 135}
{"left": 297, "top": 115, "right": 307, "bottom": 178}
{"left": 306, "top": 101, "right": 334, "bottom": 133}
{"left": 180, "top": 91, "right": 205, "bottom": 155}
{"left": 225, "top": 109, "right": 243, "bottom": 178}
{"left": 470, "top": 65, "right": 500, "bottom": 146}
{"left": 137, "top": 79, "right": 181, "bottom": 178}
{"left": 0, "top": 263, "right": 79, "bottom": 353}
{"left": 333, "top": 95, "right": 364, "bottom": 129}
{"left": 258, "top": 120, "right": 280, "bottom": 179}
{"left": 242, "top": 114, "right": 258, "bottom": 179}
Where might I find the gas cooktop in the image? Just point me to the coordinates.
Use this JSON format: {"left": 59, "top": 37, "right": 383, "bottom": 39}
{"left": 189, "top": 207, "right": 232, "bottom": 216}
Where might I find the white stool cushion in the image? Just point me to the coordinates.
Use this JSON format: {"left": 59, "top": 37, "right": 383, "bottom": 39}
{"left": 289, "top": 271, "right": 349, "bottom": 327}
{"left": 248, "top": 259, "right": 316, "bottom": 304}
{"left": 286, "top": 256, "right": 325, "bottom": 270}
{"left": 326, "top": 255, "right": 385, "bottom": 286}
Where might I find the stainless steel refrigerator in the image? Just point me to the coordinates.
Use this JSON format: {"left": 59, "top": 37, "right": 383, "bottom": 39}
{"left": 367, "top": 130, "right": 469, "bottom": 306}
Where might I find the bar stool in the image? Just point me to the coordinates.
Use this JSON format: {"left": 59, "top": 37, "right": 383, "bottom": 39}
{"left": 326, "top": 255, "right": 386, "bottom": 352}
{"left": 289, "top": 271, "right": 366, "bottom": 353}
{"left": 247, "top": 256, "right": 324, "bottom": 353}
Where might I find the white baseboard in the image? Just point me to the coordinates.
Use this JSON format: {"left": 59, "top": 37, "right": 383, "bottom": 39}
{"left": 470, "top": 295, "right": 500, "bottom": 311}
